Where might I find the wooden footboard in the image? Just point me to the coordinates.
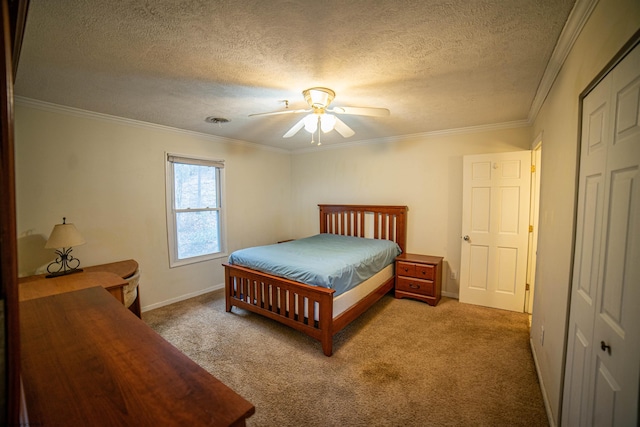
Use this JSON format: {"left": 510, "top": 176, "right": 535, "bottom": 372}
{"left": 224, "top": 263, "right": 336, "bottom": 356}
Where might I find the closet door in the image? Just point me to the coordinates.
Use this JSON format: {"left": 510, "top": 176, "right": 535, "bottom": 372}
{"left": 562, "top": 42, "right": 640, "bottom": 426}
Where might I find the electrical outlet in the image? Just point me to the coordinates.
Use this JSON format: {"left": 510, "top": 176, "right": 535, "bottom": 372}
{"left": 450, "top": 270, "right": 457, "bottom": 280}
{"left": 540, "top": 325, "right": 545, "bottom": 346}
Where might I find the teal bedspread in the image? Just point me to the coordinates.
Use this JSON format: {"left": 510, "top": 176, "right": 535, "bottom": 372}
{"left": 228, "top": 233, "right": 401, "bottom": 296}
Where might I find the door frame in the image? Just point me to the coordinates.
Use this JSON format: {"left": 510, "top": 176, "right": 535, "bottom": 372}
{"left": 525, "top": 136, "right": 542, "bottom": 314}
{"left": 1, "top": 0, "right": 30, "bottom": 423}
{"left": 559, "top": 27, "right": 640, "bottom": 421}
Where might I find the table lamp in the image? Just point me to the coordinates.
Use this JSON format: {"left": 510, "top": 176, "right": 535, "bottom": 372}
{"left": 44, "top": 217, "right": 86, "bottom": 278}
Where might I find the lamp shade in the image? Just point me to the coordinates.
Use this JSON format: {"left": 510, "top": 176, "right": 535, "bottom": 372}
{"left": 45, "top": 222, "right": 86, "bottom": 249}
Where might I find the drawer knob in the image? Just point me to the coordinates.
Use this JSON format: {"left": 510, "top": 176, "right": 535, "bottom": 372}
{"left": 409, "top": 284, "right": 420, "bottom": 289}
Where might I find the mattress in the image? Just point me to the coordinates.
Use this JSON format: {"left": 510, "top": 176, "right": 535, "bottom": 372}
{"left": 228, "top": 233, "right": 401, "bottom": 296}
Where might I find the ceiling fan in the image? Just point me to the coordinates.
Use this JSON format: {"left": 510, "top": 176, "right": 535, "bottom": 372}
{"left": 249, "top": 87, "right": 390, "bottom": 144}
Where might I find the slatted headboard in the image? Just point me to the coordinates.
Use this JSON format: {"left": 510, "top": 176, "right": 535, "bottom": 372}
{"left": 318, "top": 204, "right": 408, "bottom": 253}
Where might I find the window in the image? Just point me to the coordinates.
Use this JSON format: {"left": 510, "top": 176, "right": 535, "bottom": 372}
{"left": 166, "top": 154, "right": 225, "bottom": 267}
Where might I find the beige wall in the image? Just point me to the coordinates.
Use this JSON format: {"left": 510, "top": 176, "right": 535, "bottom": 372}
{"left": 290, "top": 126, "right": 532, "bottom": 296}
{"left": 15, "top": 101, "right": 531, "bottom": 305}
{"left": 530, "top": 0, "right": 640, "bottom": 424}
{"left": 14, "top": 103, "right": 293, "bottom": 310}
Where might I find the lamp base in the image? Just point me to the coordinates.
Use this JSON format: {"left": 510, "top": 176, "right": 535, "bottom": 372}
{"left": 46, "top": 268, "right": 84, "bottom": 279}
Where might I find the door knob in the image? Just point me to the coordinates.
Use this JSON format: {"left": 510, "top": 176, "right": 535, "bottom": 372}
{"left": 463, "top": 235, "right": 470, "bottom": 242}
{"left": 600, "top": 341, "right": 611, "bottom": 355}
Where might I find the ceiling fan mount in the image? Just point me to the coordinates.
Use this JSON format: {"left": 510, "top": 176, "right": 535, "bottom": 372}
{"left": 303, "top": 87, "right": 335, "bottom": 111}
{"left": 249, "top": 87, "right": 390, "bottom": 143}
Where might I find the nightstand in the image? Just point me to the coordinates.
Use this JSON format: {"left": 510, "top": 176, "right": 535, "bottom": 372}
{"left": 394, "top": 253, "right": 443, "bottom": 306}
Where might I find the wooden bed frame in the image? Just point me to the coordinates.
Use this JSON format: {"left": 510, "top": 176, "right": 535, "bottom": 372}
{"left": 223, "top": 204, "right": 407, "bottom": 356}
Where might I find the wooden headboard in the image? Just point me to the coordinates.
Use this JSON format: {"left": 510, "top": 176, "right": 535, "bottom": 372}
{"left": 318, "top": 204, "right": 408, "bottom": 253}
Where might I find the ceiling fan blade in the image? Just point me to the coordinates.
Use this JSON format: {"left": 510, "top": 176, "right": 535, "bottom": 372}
{"left": 283, "top": 117, "right": 307, "bottom": 138}
{"left": 330, "top": 106, "right": 390, "bottom": 117}
{"left": 249, "top": 108, "right": 309, "bottom": 117}
{"left": 333, "top": 117, "right": 355, "bottom": 138}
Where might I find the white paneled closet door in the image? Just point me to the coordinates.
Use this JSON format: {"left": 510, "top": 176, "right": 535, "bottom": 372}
{"left": 562, "top": 42, "right": 640, "bottom": 426}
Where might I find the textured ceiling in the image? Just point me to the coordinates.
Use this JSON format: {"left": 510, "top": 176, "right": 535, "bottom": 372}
{"left": 15, "top": 0, "right": 576, "bottom": 150}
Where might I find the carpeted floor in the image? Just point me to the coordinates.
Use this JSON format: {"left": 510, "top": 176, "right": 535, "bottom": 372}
{"left": 144, "top": 290, "right": 549, "bottom": 427}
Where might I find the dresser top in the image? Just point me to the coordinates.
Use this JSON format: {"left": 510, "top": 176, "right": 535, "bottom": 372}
{"left": 396, "top": 253, "right": 443, "bottom": 264}
{"left": 20, "top": 286, "right": 255, "bottom": 425}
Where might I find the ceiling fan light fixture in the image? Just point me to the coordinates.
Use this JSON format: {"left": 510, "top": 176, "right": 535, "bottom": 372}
{"left": 321, "top": 114, "right": 336, "bottom": 133}
{"left": 252, "top": 86, "right": 382, "bottom": 141}
{"left": 303, "top": 114, "right": 318, "bottom": 133}
{"left": 303, "top": 87, "right": 335, "bottom": 109}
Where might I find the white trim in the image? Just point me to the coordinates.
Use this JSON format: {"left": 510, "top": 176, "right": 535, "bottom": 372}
{"left": 17, "top": 95, "right": 530, "bottom": 153}
{"left": 531, "top": 131, "right": 544, "bottom": 151}
{"left": 15, "top": 2, "right": 596, "bottom": 156}
{"left": 165, "top": 153, "right": 226, "bottom": 268}
{"left": 441, "top": 291, "right": 459, "bottom": 299}
{"left": 168, "top": 154, "right": 225, "bottom": 168}
{"left": 141, "top": 283, "right": 224, "bottom": 312}
{"left": 528, "top": 0, "right": 600, "bottom": 123}
{"left": 14, "top": 96, "right": 290, "bottom": 154}
{"left": 531, "top": 338, "right": 557, "bottom": 427}
{"left": 17, "top": 0, "right": 597, "bottom": 159}
{"left": 292, "top": 120, "right": 531, "bottom": 153}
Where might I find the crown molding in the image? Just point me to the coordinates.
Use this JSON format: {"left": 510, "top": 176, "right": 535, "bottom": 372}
{"left": 528, "top": 0, "right": 599, "bottom": 123}
{"left": 14, "top": 2, "right": 595, "bottom": 156}
{"left": 14, "top": 96, "right": 290, "bottom": 154}
{"left": 292, "top": 119, "right": 531, "bottom": 154}
{"left": 17, "top": 96, "right": 531, "bottom": 154}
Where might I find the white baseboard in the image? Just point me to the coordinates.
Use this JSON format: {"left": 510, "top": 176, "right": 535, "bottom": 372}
{"left": 141, "top": 283, "right": 224, "bottom": 313}
{"left": 442, "top": 291, "right": 459, "bottom": 299}
{"left": 530, "top": 337, "right": 556, "bottom": 427}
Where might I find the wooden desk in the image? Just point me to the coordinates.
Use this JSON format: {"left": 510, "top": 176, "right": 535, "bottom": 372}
{"left": 20, "top": 259, "right": 141, "bottom": 317}
{"left": 84, "top": 259, "right": 138, "bottom": 279}
{"left": 19, "top": 271, "right": 127, "bottom": 303}
{"left": 20, "top": 286, "right": 255, "bottom": 426}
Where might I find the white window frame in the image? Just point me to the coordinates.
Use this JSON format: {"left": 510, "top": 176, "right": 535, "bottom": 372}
{"left": 165, "top": 153, "right": 226, "bottom": 268}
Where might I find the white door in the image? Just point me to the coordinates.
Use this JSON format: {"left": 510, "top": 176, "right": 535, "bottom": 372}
{"left": 459, "top": 151, "right": 532, "bottom": 312}
{"left": 562, "top": 42, "right": 640, "bottom": 426}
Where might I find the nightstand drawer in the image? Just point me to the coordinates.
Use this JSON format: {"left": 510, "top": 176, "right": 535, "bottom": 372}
{"left": 396, "top": 262, "right": 416, "bottom": 277}
{"left": 396, "top": 276, "right": 434, "bottom": 296}
{"left": 396, "top": 261, "right": 435, "bottom": 280}
{"left": 415, "top": 264, "right": 435, "bottom": 280}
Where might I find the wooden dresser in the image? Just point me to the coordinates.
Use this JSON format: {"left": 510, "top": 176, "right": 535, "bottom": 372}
{"left": 394, "top": 253, "right": 443, "bottom": 306}
{"left": 19, "top": 264, "right": 255, "bottom": 426}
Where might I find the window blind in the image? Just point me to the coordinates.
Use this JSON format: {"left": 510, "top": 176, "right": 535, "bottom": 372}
{"left": 167, "top": 154, "right": 225, "bottom": 169}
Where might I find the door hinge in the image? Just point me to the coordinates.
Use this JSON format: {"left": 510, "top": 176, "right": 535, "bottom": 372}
{"left": 529, "top": 225, "right": 534, "bottom": 232}
{"left": 531, "top": 165, "right": 536, "bottom": 173}
{"left": 526, "top": 283, "right": 530, "bottom": 291}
